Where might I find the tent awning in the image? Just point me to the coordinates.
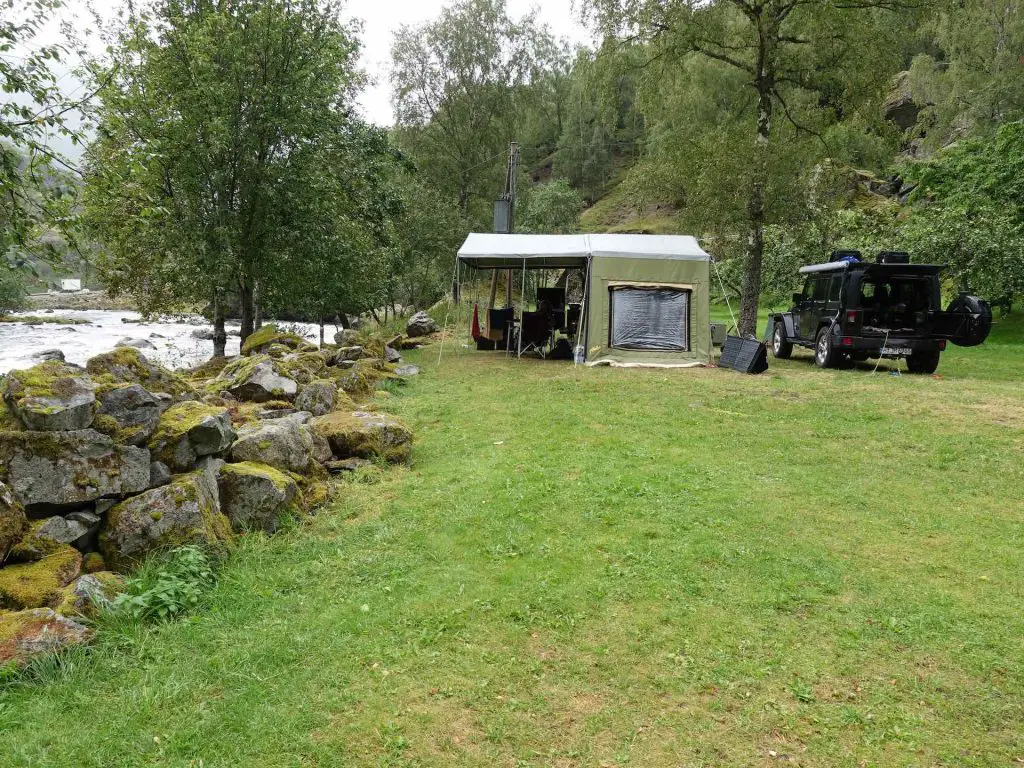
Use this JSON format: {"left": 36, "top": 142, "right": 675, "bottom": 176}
{"left": 457, "top": 233, "right": 710, "bottom": 270}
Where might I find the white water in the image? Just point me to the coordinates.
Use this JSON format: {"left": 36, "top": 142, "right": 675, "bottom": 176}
{"left": 0, "top": 310, "right": 330, "bottom": 374}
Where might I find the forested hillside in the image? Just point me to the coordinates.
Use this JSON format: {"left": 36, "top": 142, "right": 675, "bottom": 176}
{"left": 390, "top": 0, "right": 1024, "bottom": 333}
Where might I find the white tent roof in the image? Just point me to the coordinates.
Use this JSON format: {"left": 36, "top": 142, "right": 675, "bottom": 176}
{"left": 457, "top": 233, "right": 710, "bottom": 269}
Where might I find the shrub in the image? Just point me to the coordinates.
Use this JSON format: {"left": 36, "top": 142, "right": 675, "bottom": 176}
{"left": 110, "top": 546, "right": 216, "bottom": 621}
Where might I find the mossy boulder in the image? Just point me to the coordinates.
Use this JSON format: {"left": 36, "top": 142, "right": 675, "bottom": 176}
{"left": 0, "top": 430, "right": 151, "bottom": 509}
{"left": 0, "top": 608, "right": 91, "bottom": 666}
{"left": 0, "top": 545, "right": 82, "bottom": 609}
{"left": 55, "top": 571, "right": 124, "bottom": 618}
{"left": 333, "top": 328, "right": 360, "bottom": 346}
{"left": 6, "top": 517, "right": 87, "bottom": 563}
{"left": 94, "top": 383, "right": 164, "bottom": 446}
{"left": 228, "top": 419, "right": 317, "bottom": 474}
{"left": 183, "top": 355, "right": 234, "bottom": 381}
{"left": 0, "top": 402, "right": 24, "bottom": 432}
{"left": 1, "top": 361, "right": 98, "bottom": 432}
{"left": 217, "top": 462, "right": 299, "bottom": 534}
{"left": 0, "top": 482, "right": 28, "bottom": 561}
{"left": 85, "top": 347, "right": 194, "bottom": 398}
{"left": 406, "top": 310, "right": 439, "bottom": 338}
{"left": 309, "top": 410, "right": 413, "bottom": 464}
{"left": 216, "top": 355, "right": 299, "bottom": 403}
{"left": 99, "top": 470, "right": 232, "bottom": 572}
{"left": 294, "top": 379, "right": 338, "bottom": 417}
{"left": 148, "top": 402, "right": 237, "bottom": 473}
{"left": 240, "top": 325, "right": 314, "bottom": 356}
{"left": 278, "top": 351, "right": 328, "bottom": 385}
{"left": 331, "top": 359, "right": 385, "bottom": 396}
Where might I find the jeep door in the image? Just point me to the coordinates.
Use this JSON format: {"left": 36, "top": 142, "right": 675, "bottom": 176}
{"left": 797, "top": 276, "right": 830, "bottom": 340}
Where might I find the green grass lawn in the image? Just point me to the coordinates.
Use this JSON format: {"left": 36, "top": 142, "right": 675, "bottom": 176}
{"left": 2, "top": 314, "right": 1022, "bottom": 767}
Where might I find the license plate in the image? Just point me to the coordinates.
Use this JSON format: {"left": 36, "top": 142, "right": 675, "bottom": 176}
{"left": 881, "top": 346, "right": 912, "bottom": 356}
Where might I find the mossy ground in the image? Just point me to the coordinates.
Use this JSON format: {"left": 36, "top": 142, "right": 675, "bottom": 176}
{"left": 0, "top": 315, "right": 1021, "bottom": 765}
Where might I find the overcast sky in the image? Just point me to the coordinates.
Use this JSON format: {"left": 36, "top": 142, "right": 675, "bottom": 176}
{"left": 25, "top": 0, "right": 593, "bottom": 156}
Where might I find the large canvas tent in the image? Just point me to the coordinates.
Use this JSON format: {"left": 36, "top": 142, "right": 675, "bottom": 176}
{"left": 457, "top": 233, "right": 712, "bottom": 366}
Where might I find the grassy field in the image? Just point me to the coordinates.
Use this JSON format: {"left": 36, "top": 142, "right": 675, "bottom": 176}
{"left": 1, "top": 313, "right": 1022, "bottom": 767}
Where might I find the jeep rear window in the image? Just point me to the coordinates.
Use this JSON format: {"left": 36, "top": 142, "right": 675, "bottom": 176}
{"left": 855, "top": 276, "right": 934, "bottom": 311}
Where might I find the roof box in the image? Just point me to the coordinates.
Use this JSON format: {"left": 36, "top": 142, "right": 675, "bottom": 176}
{"left": 877, "top": 251, "right": 910, "bottom": 264}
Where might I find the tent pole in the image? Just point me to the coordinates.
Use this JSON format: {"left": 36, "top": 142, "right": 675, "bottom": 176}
{"left": 574, "top": 257, "right": 592, "bottom": 368}
{"left": 517, "top": 257, "right": 526, "bottom": 360}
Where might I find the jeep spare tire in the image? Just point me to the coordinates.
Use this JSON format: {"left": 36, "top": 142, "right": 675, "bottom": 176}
{"left": 945, "top": 294, "right": 993, "bottom": 347}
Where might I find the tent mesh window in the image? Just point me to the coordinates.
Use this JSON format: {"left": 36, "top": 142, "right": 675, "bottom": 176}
{"left": 609, "top": 286, "right": 690, "bottom": 351}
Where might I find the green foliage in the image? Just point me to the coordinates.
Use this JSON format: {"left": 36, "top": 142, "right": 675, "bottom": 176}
{"left": 517, "top": 179, "right": 584, "bottom": 234}
{"left": 83, "top": 0, "right": 390, "bottom": 335}
{"left": 391, "top": 0, "right": 559, "bottom": 229}
{"left": 0, "top": 269, "right": 26, "bottom": 315}
{"left": 0, "top": 0, "right": 83, "bottom": 276}
{"left": 109, "top": 546, "right": 216, "bottom": 622}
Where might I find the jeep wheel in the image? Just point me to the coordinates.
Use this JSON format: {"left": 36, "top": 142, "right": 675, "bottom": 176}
{"left": 814, "top": 328, "right": 836, "bottom": 368}
{"left": 906, "top": 350, "right": 940, "bottom": 374}
{"left": 772, "top": 322, "right": 793, "bottom": 359}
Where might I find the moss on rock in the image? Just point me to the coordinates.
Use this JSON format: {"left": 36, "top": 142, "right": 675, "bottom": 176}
{"left": 0, "top": 607, "right": 91, "bottom": 666}
{"left": 148, "top": 401, "right": 235, "bottom": 472}
{"left": 0, "top": 482, "right": 27, "bottom": 561}
{"left": 0, "top": 546, "right": 82, "bottom": 609}
{"left": 85, "top": 347, "right": 193, "bottom": 397}
{"left": 99, "top": 470, "right": 232, "bottom": 572}
{"left": 240, "top": 325, "right": 313, "bottom": 356}
{"left": 309, "top": 410, "right": 413, "bottom": 464}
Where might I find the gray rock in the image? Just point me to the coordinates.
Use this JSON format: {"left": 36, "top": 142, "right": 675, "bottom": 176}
{"left": 280, "top": 411, "right": 313, "bottom": 425}
{"left": 31, "top": 349, "right": 65, "bottom": 363}
{"left": 148, "top": 402, "right": 236, "bottom": 473}
{"left": 96, "top": 383, "right": 163, "bottom": 445}
{"left": 99, "top": 470, "right": 231, "bottom": 571}
{"left": 196, "top": 456, "right": 226, "bottom": 476}
{"left": 406, "top": 310, "right": 439, "bottom": 338}
{"left": 304, "top": 425, "right": 333, "bottom": 464}
{"left": 149, "top": 461, "right": 172, "bottom": 488}
{"left": 191, "top": 327, "right": 216, "bottom": 340}
{"left": 335, "top": 346, "right": 365, "bottom": 362}
{"left": 333, "top": 328, "right": 360, "bottom": 346}
{"left": 85, "top": 347, "right": 194, "bottom": 399}
{"left": 217, "top": 356, "right": 298, "bottom": 403}
{"left": 229, "top": 419, "right": 316, "bottom": 473}
{"left": 0, "top": 430, "right": 151, "bottom": 509}
{"left": 1, "top": 361, "right": 98, "bottom": 432}
{"left": 257, "top": 408, "right": 297, "bottom": 420}
{"left": 0, "top": 608, "right": 91, "bottom": 665}
{"left": 0, "top": 480, "right": 28, "bottom": 560}
{"left": 394, "top": 364, "right": 421, "bottom": 377}
{"left": 294, "top": 380, "right": 336, "bottom": 417}
{"left": 309, "top": 410, "right": 413, "bottom": 463}
{"left": 116, "top": 337, "right": 156, "bottom": 350}
{"left": 217, "top": 462, "right": 299, "bottom": 534}
{"left": 33, "top": 515, "right": 90, "bottom": 546}
{"left": 384, "top": 345, "right": 402, "bottom": 364}
{"left": 335, "top": 359, "right": 356, "bottom": 370}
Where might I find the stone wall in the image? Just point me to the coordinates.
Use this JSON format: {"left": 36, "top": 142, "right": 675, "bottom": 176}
{"left": 0, "top": 326, "right": 418, "bottom": 666}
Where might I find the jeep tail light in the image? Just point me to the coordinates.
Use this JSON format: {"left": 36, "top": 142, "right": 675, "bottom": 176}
{"left": 938, "top": 339, "right": 947, "bottom": 351}
{"left": 841, "top": 336, "right": 854, "bottom": 347}
{"left": 846, "top": 310, "right": 859, "bottom": 323}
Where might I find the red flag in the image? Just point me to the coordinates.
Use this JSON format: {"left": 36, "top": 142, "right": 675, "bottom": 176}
{"left": 471, "top": 303, "right": 481, "bottom": 340}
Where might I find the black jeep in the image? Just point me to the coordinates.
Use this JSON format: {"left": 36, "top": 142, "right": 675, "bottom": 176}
{"left": 767, "top": 251, "right": 992, "bottom": 373}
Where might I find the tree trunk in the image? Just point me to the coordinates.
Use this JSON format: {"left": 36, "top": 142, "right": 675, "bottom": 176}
{"left": 739, "top": 59, "right": 774, "bottom": 337}
{"left": 319, "top": 320, "right": 325, "bottom": 348}
{"left": 239, "top": 279, "right": 255, "bottom": 343}
{"left": 488, "top": 271, "right": 499, "bottom": 309}
{"left": 253, "top": 281, "right": 263, "bottom": 331}
{"left": 212, "top": 290, "right": 227, "bottom": 359}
